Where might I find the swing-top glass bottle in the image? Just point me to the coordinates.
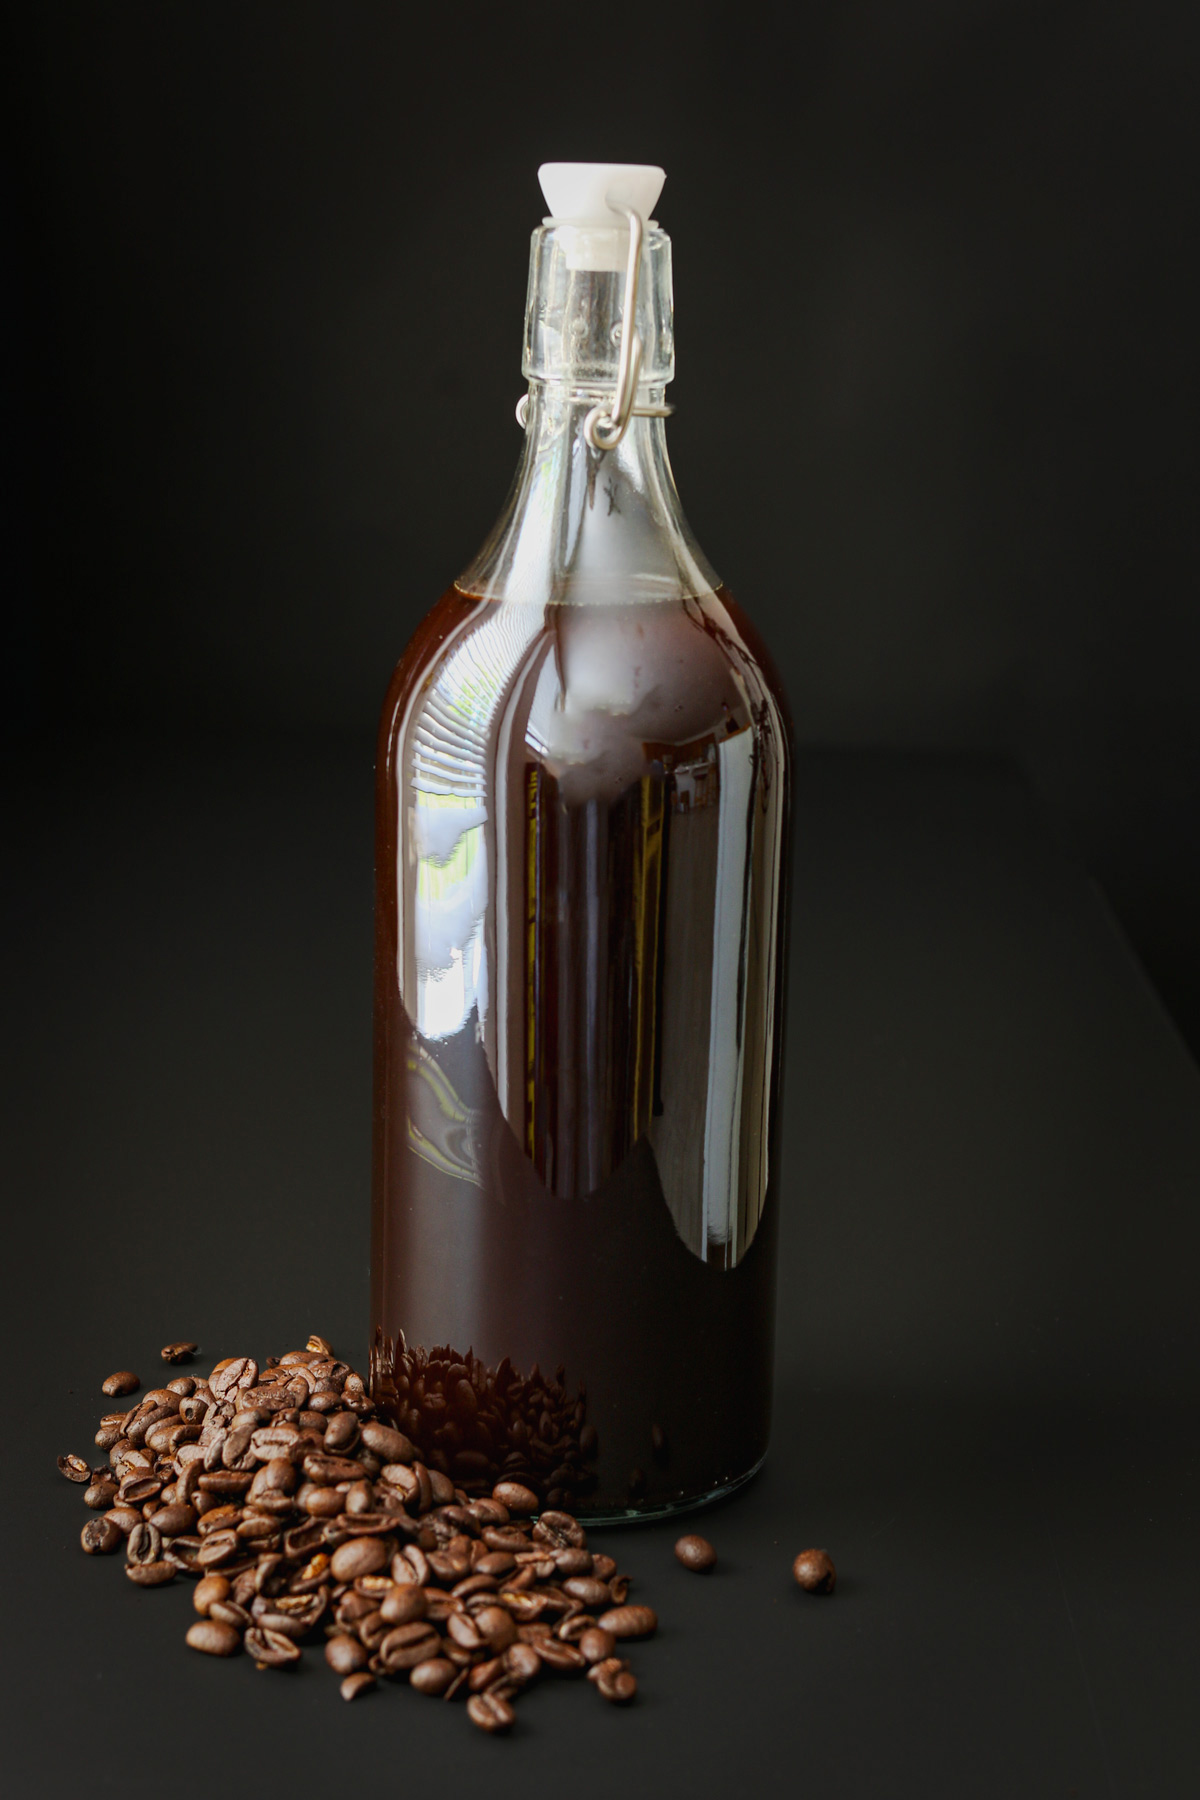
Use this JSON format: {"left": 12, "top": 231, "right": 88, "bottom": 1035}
{"left": 370, "top": 163, "right": 793, "bottom": 1520}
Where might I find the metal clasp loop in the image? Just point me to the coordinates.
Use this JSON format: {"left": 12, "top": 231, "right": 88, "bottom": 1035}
{"left": 583, "top": 200, "right": 671, "bottom": 452}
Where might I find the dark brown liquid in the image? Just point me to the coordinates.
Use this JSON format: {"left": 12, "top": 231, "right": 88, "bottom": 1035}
{"left": 371, "top": 585, "right": 791, "bottom": 1518}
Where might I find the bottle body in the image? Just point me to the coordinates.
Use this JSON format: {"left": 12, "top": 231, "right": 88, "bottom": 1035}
{"left": 370, "top": 579, "right": 791, "bottom": 1518}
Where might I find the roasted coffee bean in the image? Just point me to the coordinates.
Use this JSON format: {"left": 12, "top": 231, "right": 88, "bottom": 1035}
{"left": 446, "top": 1611, "right": 485, "bottom": 1651}
{"left": 193, "top": 1575, "right": 231, "bottom": 1615}
{"left": 126, "top": 1521, "right": 162, "bottom": 1566}
{"left": 149, "top": 1503, "right": 197, "bottom": 1537}
{"left": 410, "top": 1656, "right": 456, "bottom": 1696}
{"left": 305, "top": 1334, "right": 335, "bottom": 1357}
{"left": 186, "top": 1620, "right": 241, "bottom": 1656}
{"left": 329, "top": 1537, "right": 390, "bottom": 1582}
{"left": 125, "top": 1561, "right": 176, "bottom": 1586}
{"left": 468, "top": 1656, "right": 504, "bottom": 1693}
{"left": 246, "top": 1626, "right": 301, "bottom": 1667}
{"left": 473, "top": 1604, "right": 518, "bottom": 1651}
{"left": 532, "top": 1510, "right": 586, "bottom": 1550}
{"left": 359, "top": 1421, "right": 413, "bottom": 1464}
{"left": 502, "top": 1641, "right": 542, "bottom": 1684}
{"left": 596, "top": 1666, "right": 637, "bottom": 1704}
{"left": 792, "top": 1548, "right": 836, "bottom": 1594}
{"left": 562, "top": 1577, "right": 610, "bottom": 1608}
{"left": 323, "top": 1413, "right": 359, "bottom": 1453}
{"left": 491, "top": 1480, "right": 538, "bottom": 1516}
{"left": 340, "top": 1671, "right": 375, "bottom": 1701}
{"left": 325, "top": 1634, "right": 369, "bottom": 1675}
{"left": 166, "top": 1375, "right": 196, "bottom": 1397}
{"left": 161, "top": 1342, "right": 199, "bottom": 1364}
{"left": 379, "top": 1585, "right": 427, "bottom": 1626}
{"left": 378, "top": 1621, "right": 440, "bottom": 1669}
{"left": 197, "top": 1530, "right": 241, "bottom": 1569}
{"left": 103, "top": 1505, "right": 142, "bottom": 1536}
{"left": 81, "top": 1516, "right": 122, "bottom": 1554}
{"left": 607, "top": 1574, "right": 631, "bottom": 1604}
{"left": 102, "top": 1371, "right": 140, "bottom": 1397}
{"left": 302, "top": 1453, "right": 367, "bottom": 1485}
{"left": 596, "top": 1604, "right": 657, "bottom": 1639}
{"left": 209, "top": 1357, "right": 258, "bottom": 1401}
{"left": 58, "top": 1453, "right": 91, "bottom": 1484}
{"left": 579, "top": 1626, "right": 616, "bottom": 1663}
{"left": 675, "top": 1533, "right": 717, "bottom": 1572}
{"left": 83, "top": 1479, "right": 118, "bottom": 1510}
{"left": 467, "top": 1691, "right": 515, "bottom": 1733}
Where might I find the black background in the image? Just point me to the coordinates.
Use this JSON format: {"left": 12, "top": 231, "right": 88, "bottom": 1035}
{"left": 10, "top": 0, "right": 1200, "bottom": 1041}
{"left": 7, "top": 5, "right": 1200, "bottom": 1794}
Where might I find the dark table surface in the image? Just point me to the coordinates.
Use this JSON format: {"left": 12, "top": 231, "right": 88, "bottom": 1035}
{"left": 6, "top": 735, "right": 1199, "bottom": 1799}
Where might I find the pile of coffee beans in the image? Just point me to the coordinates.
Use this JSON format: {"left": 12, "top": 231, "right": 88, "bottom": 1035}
{"left": 63, "top": 1338, "right": 656, "bottom": 1733}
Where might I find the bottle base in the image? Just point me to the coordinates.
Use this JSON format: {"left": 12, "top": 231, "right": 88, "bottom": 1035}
{"left": 570, "top": 1453, "right": 766, "bottom": 1527}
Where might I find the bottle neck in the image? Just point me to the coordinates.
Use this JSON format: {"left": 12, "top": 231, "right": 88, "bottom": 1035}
{"left": 459, "top": 383, "right": 717, "bottom": 607}
{"left": 458, "top": 218, "right": 718, "bottom": 606}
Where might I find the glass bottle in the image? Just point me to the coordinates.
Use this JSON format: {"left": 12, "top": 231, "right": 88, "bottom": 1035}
{"left": 370, "top": 163, "right": 792, "bottom": 1520}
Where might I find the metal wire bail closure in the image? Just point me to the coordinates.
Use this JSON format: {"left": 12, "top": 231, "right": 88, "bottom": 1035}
{"left": 516, "top": 196, "right": 673, "bottom": 445}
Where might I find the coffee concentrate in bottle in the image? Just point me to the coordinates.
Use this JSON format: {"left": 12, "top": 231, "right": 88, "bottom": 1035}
{"left": 371, "top": 584, "right": 791, "bottom": 1518}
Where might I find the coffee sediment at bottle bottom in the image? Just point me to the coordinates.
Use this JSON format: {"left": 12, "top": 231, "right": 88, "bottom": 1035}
{"left": 371, "top": 587, "right": 791, "bottom": 1519}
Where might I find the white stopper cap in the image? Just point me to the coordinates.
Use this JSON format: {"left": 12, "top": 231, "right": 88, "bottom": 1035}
{"left": 538, "top": 162, "right": 666, "bottom": 228}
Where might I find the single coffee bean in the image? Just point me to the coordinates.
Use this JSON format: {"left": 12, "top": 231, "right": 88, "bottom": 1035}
{"left": 325, "top": 1635, "right": 369, "bottom": 1675}
{"left": 502, "top": 1641, "right": 542, "bottom": 1684}
{"left": 491, "top": 1480, "right": 538, "bottom": 1517}
{"left": 675, "top": 1533, "right": 717, "bottom": 1572}
{"left": 340, "top": 1671, "right": 375, "bottom": 1701}
{"left": 329, "top": 1537, "right": 390, "bottom": 1583}
{"left": 149, "top": 1503, "right": 197, "bottom": 1537}
{"left": 125, "top": 1561, "right": 176, "bottom": 1586}
{"left": 596, "top": 1667, "right": 638, "bottom": 1704}
{"left": 472, "top": 1604, "right": 518, "bottom": 1652}
{"left": 193, "top": 1575, "right": 231, "bottom": 1615}
{"left": 562, "top": 1576, "right": 610, "bottom": 1608}
{"left": 161, "top": 1342, "right": 199, "bottom": 1364}
{"left": 379, "top": 1585, "right": 427, "bottom": 1626}
{"left": 792, "top": 1548, "right": 836, "bottom": 1594}
{"left": 467, "top": 1690, "right": 515, "bottom": 1734}
{"left": 532, "top": 1509, "right": 586, "bottom": 1550}
{"left": 579, "top": 1626, "right": 616, "bottom": 1663}
{"left": 81, "top": 1516, "right": 122, "bottom": 1555}
{"left": 126, "top": 1521, "right": 163, "bottom": 1566}
{"left": 358, "top": 1421, "right": 413, "bottom": 1464}
{"left": 186, "top": 1620, "right": 241, "bottom": 1656}
{"left": 607, "top": 1573, "right": 631, "bottom": 1604}
{"left": 208, "top": 1356, "right": 258, "bottom": 1400}
{"left": 378, "top": 1622, "right": 441, "bottom": 1669}
{"left": 591, "top": 1553, "right": 617, "bottom": 1581}
{"left": 102, "top": 1371, "right": 140, "bottom": 1397}
{"left": 596, "top": 1604, "right": 657, "bottom": 1639}
{"left": 103, "top": 1505, "right": 142, "bottom": 1536}
{"left": 305, "top": 1334, "right": 334, "bottom": 1356}
{"left": 245, "top": 1626, "right": 301, "bottom": 1667}
{"left": 58, "top": 1453, "right": 91, "bottom": 1484}
{"left": 166, "top": 1375, "right": 196, "bottom": 1397}
{"left": 322, "top": 1412, "right": 359, "bottom": 1453}
{"left": 83, "top": 1479, "right": 118, "bottom": 1510}
{"left": 409, "top": 1656, "right": 456, "bottom": 1696}
{"left": 587, "top": 1655, "right": 629, "bottom": 1684}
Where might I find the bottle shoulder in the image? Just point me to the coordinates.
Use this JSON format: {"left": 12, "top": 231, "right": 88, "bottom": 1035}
{"left": 379, "top": 586, "right": 792, "bottom": 789}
